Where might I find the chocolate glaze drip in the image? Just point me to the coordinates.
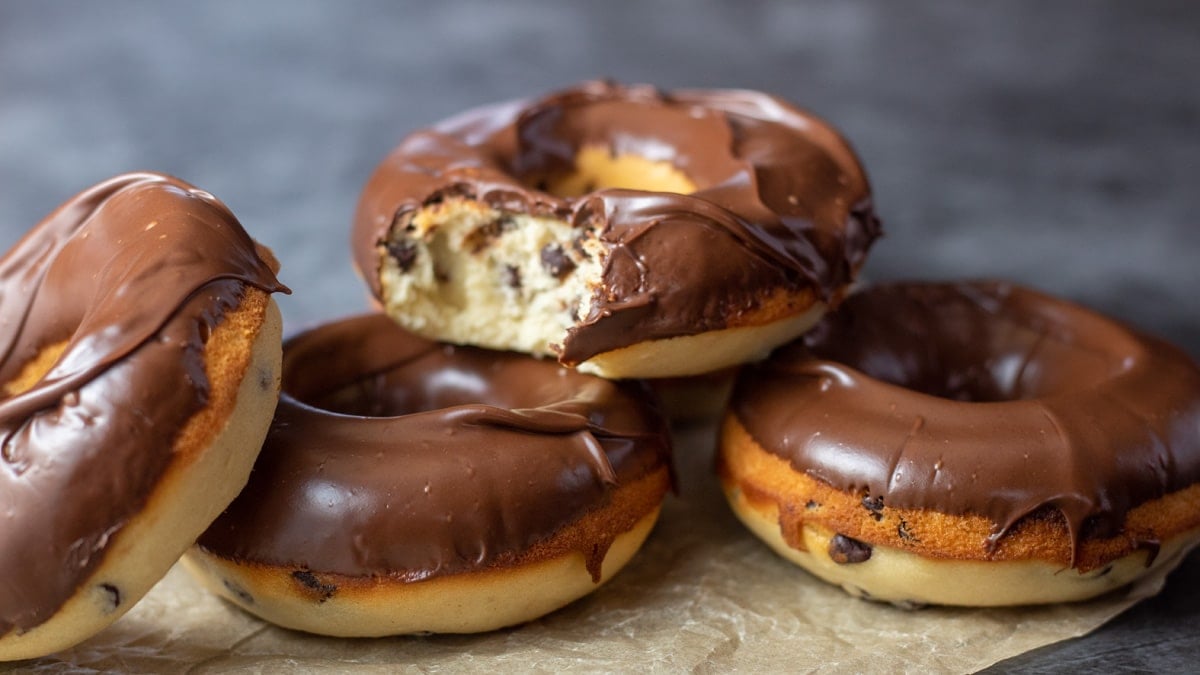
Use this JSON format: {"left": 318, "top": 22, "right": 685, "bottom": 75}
{"left": 733, "top": 281, "right": 1200, "bottom": 559}
{"left": 352, "top": 81, "right": 881, "bottom": 364}
{"left": 0, "top": 173, "right": 287, "bottom": 635}
{"left": 197, "top": 314, "right": 672, "bottom": 583}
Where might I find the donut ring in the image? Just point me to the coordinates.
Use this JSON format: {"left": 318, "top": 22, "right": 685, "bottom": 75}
{"left": 185, "top": 314, "right": 673, "bottom": 636}
{"left": 352, "top": 80, "right": 880, "bottom": 379}
{"left": 0, "top": 173, "right": 286, "bottom": 660}
{"left": 720, "top": 281, "right": 1200, "bottom": 606}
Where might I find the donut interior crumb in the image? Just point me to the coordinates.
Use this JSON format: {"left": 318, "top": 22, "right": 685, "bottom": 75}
{"left": 377, "top": 197, "right": 607, "bottom": 357}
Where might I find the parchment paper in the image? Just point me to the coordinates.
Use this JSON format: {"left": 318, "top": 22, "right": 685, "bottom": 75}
{"left": 14, "top": 424, "right": 1191, "bottom": 674}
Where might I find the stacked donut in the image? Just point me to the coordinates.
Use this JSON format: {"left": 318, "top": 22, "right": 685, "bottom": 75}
{"left": 3, "top": 79, "right": 1198, "bottom": 659}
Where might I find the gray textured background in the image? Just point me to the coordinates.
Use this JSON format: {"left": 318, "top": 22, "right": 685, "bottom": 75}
{"left": 1, "top": 1, "right": 1198, "bottom": 671}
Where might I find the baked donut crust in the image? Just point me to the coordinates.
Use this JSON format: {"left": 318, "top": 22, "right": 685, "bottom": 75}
{"left": 719, "top": 281, "right": 1200, "bottom": 606}
{"left": 720, "top": 416, "right": 1200, "bottom": 606}
{"left": 353, "top": 81, "right": 879, "bottom": 378}
{"left": 188, "top": 314, "right": 673, "bottom": 635}
{"left": 185, "top": 486, "right": 663, "bottom": 637}
{"left": 0, "top": 174, "right": 286, "bottom": 660}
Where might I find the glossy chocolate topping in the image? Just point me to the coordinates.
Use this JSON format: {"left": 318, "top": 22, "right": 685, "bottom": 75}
{"left": 0, "top": 173, "right": 286, "bottom": 635}
{"left": 732, "top": 281, "right": 1200, "bottom": 556}
{"left": 197, "top": 314, "right": 672, "bottom": 582}
{"left": 352, "top": 81, "right": 881, "bottom": 364}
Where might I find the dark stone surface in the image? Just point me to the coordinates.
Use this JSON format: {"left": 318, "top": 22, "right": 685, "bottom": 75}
{"left": 1, "top": 1, "right": 1197, "bottom": 671}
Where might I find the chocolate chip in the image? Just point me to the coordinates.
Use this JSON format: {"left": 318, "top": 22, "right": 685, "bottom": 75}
{"left": 540, "top": 243, "right": 576, "bottom": 279}
{"left": 390, "top": 208, "right": 417, "bottom": 234}
{"left": 99, "top": 583, "right": 121, "bottom": 613}
{"left": 504, "top": 264, "right": 522, "bottom": 289}
{"left": 386, "top": 240, "right": 419, "bottom": 272}
{"left": 897, "top": 518, "right": 918, "bottom": 542}
{"left": 571, "top": 232, "right": 592, "bottom": 259}
{"left": 464, "top": 217, "right": 515, "bottom": 253}
{"left": 828, "top": 534, "right": 872, "bottom": 564}
{"left": 1137, "top": 538, "right": 1162, "bottom": 567}
{"left": 805, "top": 500, "right": 820, "bottom": 511}
{"left": 223, "top": 578, "right": 255, "bottom": 605}
{"left": 862, "top": 495, "right": 885, "bottom": 521}
{"left": 292, "top": 570, "right": 337, "bottom": 602}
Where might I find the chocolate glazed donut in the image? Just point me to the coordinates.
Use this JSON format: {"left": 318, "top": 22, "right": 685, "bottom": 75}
{"left": 720, "top": 281, "right": 1200, "bottom": 606}
{"left": 0, "top": 173, "right": 287, "bottom": 660}
{"left": 352, "top": 81, "right": 881, "bottom": 379}
{"left": 186, "top": 314, "right": 673, "bottom": 636}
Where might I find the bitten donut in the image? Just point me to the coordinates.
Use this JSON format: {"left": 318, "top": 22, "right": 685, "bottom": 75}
{"left": 185, "top": 314, "right": 673, "bottom": 636}
{"left": 352, "top": 81, "right": 880, "bottom": 379}
{"left": 719, "top": 281, "right": 1200, "bottom": 606}
{"left": 0, "top": 173, "right": 287, "bottom": 660}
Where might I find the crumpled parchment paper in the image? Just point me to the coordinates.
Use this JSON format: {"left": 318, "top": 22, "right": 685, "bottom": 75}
{"left": 14, "top": 424, "right": 1192, "bottom": 674}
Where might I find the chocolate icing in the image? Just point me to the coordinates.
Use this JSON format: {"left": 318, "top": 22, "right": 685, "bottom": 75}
{"left": 352, "top": 81, "right": 881, "bottom": 364}
{"left": 732, "top": 281, "right": 1200, "bottom": 558}
{"left": 197, "top": 314, "right": 672, "bottom": 583}
{"left": 0, "top": 173, "right": 287, "bottom": 635}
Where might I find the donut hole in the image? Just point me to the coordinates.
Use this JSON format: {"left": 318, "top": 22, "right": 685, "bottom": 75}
{"left": 806, "top": 284, "right": 1128, "bottom": 402}
{"left": 305, "top": 360, "right": 499, "bottom": 417}
{"left": 1, "top": 341, "right": 67, "bottom": 398}
{"left": 511, "top": 93, "right": 713, "bottom": 198}
{"left": 534, "top": 145, "right": 697, "bottom": 198}
{"left": 282, "top": 329, "right": 596, "bottom": 419}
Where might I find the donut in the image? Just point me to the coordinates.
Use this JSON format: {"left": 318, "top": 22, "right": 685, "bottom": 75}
{"left": 184, "top": 313, "right": 673, "bottom": 636}
{"left": 352, "top": 80, "right": 880, "bottom": 379}
{"left": 0, "top": 173, "right": 287, "bottom": 660}
{"left": 719, "top": 281, "right": 1200, "bottom": 606}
